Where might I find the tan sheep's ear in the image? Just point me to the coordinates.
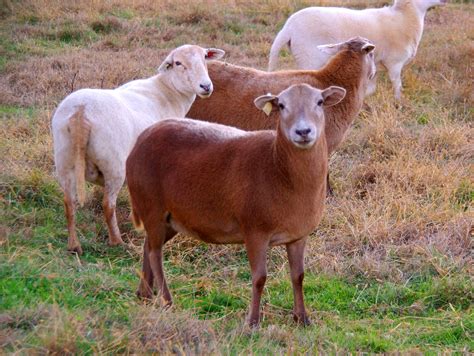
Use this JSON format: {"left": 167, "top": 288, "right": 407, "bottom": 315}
{"left": 321, "top": 86, "right": 346, "bottom": 107}
{"left": 362, "top": 43, "right": 375, "bottom": 54}
{"left": 254, "top": 93, "right": 278, "bottom": 116}
{"left": 157, "top": 52, "right": 174, "bottom": 73}
{"left": 205, "top": 48, "right": 225, "bottom": 60}
{"left": 317, "top": 42, "right": 343, "bottom": 55}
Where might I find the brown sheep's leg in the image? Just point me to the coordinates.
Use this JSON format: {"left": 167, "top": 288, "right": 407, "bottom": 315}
{"left": 245, "top": 237, "right": 269, "bottom": 327}
{"left": 64, "top": 192, "right": 83, "bottom": 255}
{"left": 137, "top": 228, "right": 176, "bottom": 300}
{"left": 137, "top": 238, "right": 154, "bottom": 300}
{"left": 147, "top": 223, "right": 172, "bottom": 306}
{"left": 286, "top": 237, "right": 311, "bottom": 326}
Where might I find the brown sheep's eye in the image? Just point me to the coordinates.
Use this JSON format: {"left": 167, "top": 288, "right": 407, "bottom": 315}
{"left": 317, "top": 99, "right": 323, "bottom": 106}
{"left": 278, "top": 103, "right": 285, "bottom": 110}
{"left": 175, "top": 61, "right": 182, "bottom": 66}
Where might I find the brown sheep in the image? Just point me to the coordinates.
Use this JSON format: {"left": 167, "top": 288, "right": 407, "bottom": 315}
{"left": 126, "top": 83, "right": 346, "bottom": 327}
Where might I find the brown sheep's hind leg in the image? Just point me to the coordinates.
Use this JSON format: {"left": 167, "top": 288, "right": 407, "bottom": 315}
{"left": 137, "top": 228, "right": 176, "bottom": 301}
{"left": 245, "top": 235, "right": 269, "bottom": 328}
{"left": 137, "top": 239, "right": 154, "bottom": 300}
{"left": 146, "top": 223, "right": 174, "bottom": 307}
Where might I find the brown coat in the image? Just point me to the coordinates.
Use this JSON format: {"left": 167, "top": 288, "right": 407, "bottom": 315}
{"left": 188, "top": 37, "right": 374, "bottom": 156}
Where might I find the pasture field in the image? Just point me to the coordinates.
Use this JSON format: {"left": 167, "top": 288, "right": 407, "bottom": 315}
{"left": 1, "top": 0, "right": 473, "bottom": 353}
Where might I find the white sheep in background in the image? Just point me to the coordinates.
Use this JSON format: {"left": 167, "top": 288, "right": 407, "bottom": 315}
{"left": 268, "top": 0, "right": 447, "bottom": 99}
{"left": 52, "top": 44, "right": 225, "bottom": 255}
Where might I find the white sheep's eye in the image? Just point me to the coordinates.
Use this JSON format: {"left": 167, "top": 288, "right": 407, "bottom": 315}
{"left": 317, "top": 99, "right": 323, "bottom": 106}
{"left": 175, "top": 61, "right": 182, "bottom": 66}
{"left": 278, "top": 103, "right": 285, "bottom": 110}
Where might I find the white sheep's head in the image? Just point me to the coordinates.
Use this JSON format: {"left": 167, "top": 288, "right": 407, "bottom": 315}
{"left": 254, "top": 84, "right": 346, "bottom": 150}
{"left": 158, "top": 45, "right": 225, "bottom": 98}
{"left": 395, "top": 0, "right": 447, "bottom": 12}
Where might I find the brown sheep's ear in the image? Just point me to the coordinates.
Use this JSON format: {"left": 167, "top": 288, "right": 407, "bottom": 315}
{"left": 158, "top": 52, "right": 174, "bottom": 73}
{"left": 362, "top": 43, "right": 375, "bottom": 54}
{"left": 254, "top": 94, "right": 278, "bottom": 116}
{"left": 321, "top": 86, "right": 346, "bottom": 107}
{"left": 205, "top": 48, "right": 225, "bottom": 60}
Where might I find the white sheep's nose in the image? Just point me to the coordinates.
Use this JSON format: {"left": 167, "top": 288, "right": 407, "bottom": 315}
{"left": 200, "top": 83, "right": 212, "bottom": 93}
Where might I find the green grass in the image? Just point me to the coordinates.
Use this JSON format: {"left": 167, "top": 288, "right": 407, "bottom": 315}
{"left": 1, "top": 174, "right": 472, "bottom": 353}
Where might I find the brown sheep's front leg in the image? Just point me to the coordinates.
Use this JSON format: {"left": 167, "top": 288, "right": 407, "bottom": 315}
{"left": 286, "top": 237, "right": 311, "bottom": 326}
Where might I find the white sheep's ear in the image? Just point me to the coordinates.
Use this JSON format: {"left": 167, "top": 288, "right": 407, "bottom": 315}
{"left": 317, "top": 43, "right": 343, "bottom": 55}
{"left": 254, "top": 93, "right": 278, "bottom": 116}
{"left": 321, "top": 86, "right": 346, "bottom": 107}
{"left": 157, "top": 52, "right": 174, "bottom": 73}
{"left": 205, "top": 48, "right": 225, "bottom": 60}
{"left": 362, "top": 43, "right": 375, "bottom": 54}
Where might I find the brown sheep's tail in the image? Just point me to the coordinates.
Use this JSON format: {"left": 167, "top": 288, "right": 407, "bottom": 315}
{"left": 70, "top": 105, "right": 90, "bottom": 207}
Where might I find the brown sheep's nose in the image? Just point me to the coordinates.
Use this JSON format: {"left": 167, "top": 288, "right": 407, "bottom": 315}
{"left": 200, "top": 83, "right": 211, "bottom": 93}
{"left": 295, "top": 128, "right": 311, "bottom": 138}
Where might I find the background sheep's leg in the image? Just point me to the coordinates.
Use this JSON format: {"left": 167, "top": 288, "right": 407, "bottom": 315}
{"left": 366, "top": 75, "right": 377, "bottom": 96}
{"left": 147, "top": 222, "right": 172, "bottom": 306}
{"left": 137, "top": 238, "right": 154, "bottom": 300}
{"left": 286, "top": 237, "right": 311, "bottom": 326}
{"left": 64, "top": 190, "right": 82, "bottom": 255}
{"left": 102, "top": 178, "right": 125, "bottom": 246}
{"left": 326, "top": 172, "right": 334, "bottom": 197}
{"left": 387, "top": 62, "right": 404, "bottom": 100}
{"left": 245, "top": 236, "right": 269, "bottom": 327}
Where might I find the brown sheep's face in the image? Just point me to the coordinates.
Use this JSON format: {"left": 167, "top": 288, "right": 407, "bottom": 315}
{"left": 254, "top": 84, "right": 346, "bottom": 149}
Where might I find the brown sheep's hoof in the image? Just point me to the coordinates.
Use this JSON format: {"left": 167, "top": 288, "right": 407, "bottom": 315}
{"left": 162, "top": 301, "right": 173, "bottom": 310}
{"left": 136, "top": 288, "right": 153, "bottom": 301}
{"left": 247, "top": 316, "right": 260, "bottom": 329}
{"left": 293, "top": 313, "right": 311, "bottom": 327}
{"left": 67, "top": 245, "right": 83, "bottom": 256}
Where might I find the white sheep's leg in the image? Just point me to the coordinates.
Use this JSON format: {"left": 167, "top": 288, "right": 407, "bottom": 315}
{"left": 57, "top": 166, "right": 83, "bottom": 255}
{"left": 64, "top": 187, "right": 83, "bottom": 255}
{"left": 102, "top": 176, "right": 125, "bottom": 246}
{"left": 387, "top": 62, "right": 404, "bottom": 100}
{"left": 366, "top": 76, "right": 377, "bottom": 96}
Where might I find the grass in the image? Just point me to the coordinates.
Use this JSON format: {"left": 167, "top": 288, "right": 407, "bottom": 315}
{"left": 1, "top": 0, "right": 473, "bottom": 353}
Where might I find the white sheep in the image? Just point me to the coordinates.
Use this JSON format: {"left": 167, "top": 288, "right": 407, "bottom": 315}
{"left": 52, "top": 44, "right": 225, "bottom": 255}
{"left": 268, "top": 0, "right": 447, "bottom": 99}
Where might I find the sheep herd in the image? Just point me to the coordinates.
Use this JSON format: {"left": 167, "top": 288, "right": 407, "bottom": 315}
{"left": 51, "top": 0, "right": 447, "bottom": 327}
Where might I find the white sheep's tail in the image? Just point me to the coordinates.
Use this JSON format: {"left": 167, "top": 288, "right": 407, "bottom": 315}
{"left": 69, "top": 105, "right": 90, "bottom": 207}
{"left": 268, "top": 27, "right": 291, "bottom": 71}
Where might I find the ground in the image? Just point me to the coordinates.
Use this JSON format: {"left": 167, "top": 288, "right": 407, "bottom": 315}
{"left": 0, "top": 0, "right": 473, "bottom": 353}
